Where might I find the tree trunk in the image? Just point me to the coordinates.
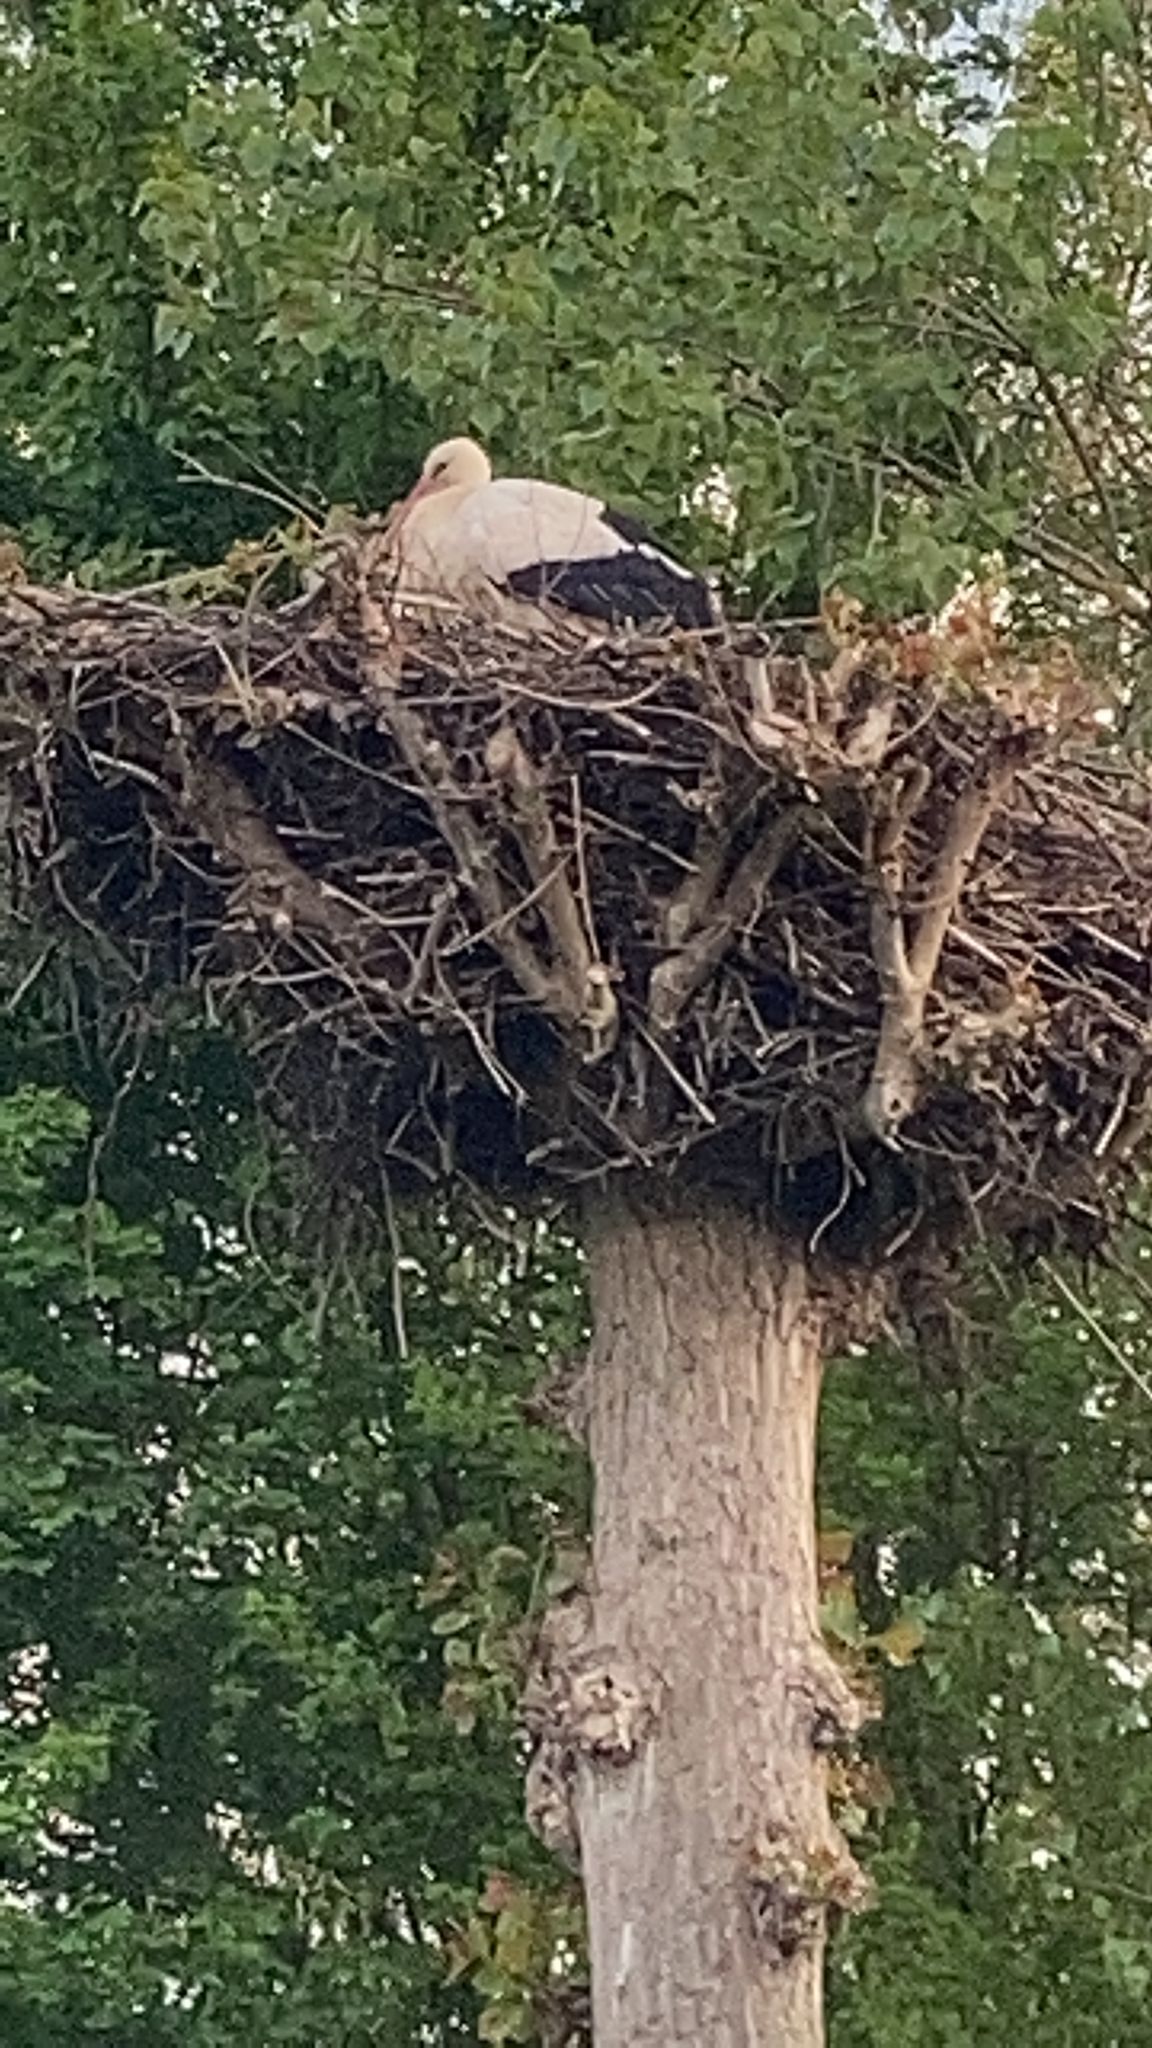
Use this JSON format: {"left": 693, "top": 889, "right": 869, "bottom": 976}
{"left": 530, "top": 1187, "right": 868, "bottom": 2048}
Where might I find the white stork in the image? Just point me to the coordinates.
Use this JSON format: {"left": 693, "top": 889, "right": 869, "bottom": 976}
{"left": 382, "top": 436, "right": 718, "bottom": 631}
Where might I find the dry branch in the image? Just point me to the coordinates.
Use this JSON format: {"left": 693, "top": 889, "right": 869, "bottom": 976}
{"left": 485, "top": 723, "right": 618, "bottom": 1057}
{"left": 862, "top": 742, "right": 1030, "bottom": 1141}
{"left": 648, "top": 802, "right": 811, "bottom": 1037}
{"left": 178, "top": 750, "right": 360, "bottom": 949}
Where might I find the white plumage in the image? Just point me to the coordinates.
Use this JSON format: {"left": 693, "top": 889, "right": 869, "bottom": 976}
{"left": 383, "top": 436, "right": 717, "bottom": 631}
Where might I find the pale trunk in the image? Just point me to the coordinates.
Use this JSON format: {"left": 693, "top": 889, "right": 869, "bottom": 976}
{"left": 568, "top": 1189, "right": 861, "bottom": 2048}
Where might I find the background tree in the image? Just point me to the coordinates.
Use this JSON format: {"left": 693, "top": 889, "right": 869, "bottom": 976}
{"left": 8, "top": 0, "right": 1152, "bottom": 643}
{"left": 3, "top": 0, "right": 1152, "bottom": 2041}
{"left": 0, "top": 978, "right": 589, "bottom": 2046}
{"left": 4, "top": 974, "right": 1151, "bottom": 2046}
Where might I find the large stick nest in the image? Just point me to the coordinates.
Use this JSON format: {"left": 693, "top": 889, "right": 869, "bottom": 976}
{"left": 3, "top": 554, "right": 1151, "bottom": 1259}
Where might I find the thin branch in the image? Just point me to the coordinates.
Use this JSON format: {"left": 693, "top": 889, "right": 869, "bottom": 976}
{"left": 353, "top": 578, "right": 567, "bottom": 1018}
{"left": 171, "top": 446, "right": 322, "bottom": 529}
{"left": 1038, "top": 1258, "right": 1152, "bottom": 1407}
{"left": 863, "top": 438, "right": 1152, "bottom": 625}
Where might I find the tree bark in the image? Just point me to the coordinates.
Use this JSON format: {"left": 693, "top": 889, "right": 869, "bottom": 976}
{"left": 536, "top": 1187, "right": 867, "bottom": 2047}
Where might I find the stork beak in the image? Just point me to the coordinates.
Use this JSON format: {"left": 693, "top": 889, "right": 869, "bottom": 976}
{"left": 381, "top": 472, "right": 431, "bottom": 545}
{"left": 397, "top": 472, "right": 437, "bottom": 518}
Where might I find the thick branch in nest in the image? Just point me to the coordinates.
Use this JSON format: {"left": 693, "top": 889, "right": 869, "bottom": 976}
{"left": 485, "top": 723, "right": 618, "bottom": 1058}
{"left": 347, "top": 550, "right": 612, "bottom": 1054}
{"left": 649, "top": 801, "right": 811, "bottom": 1037}
{"left": 862, "top": 740, "right": 1032, "bottom": 1142}
{"left": 178, "top": 752, "right": 360, "bottom": 949}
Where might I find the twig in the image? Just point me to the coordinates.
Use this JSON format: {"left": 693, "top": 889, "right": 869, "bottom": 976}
{"left": 1038, "top": 1258, "right": 1152, "bottom": 1407}
{"left": 353, "top": 579, "right": 565, "bottom": 1017}
{"left": 633, "top": 1019, "right": 718, "bottom": 1126}
{"left": 83, "top": 1020, "right": 149, "bottom": 1297}
{"left": 172, "top": 445, "right": 321, "bottom": 529}
{"left": 381, "top": 1172, "right": 409, "bottom": 1361}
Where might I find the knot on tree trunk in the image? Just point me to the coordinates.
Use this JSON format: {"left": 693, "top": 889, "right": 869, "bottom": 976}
{"left": 790, "top": 1640, "right": 878, "bottom": 1752}
{"left": 524, "top": 1581, "right": 662, "bottom": 1869}
{"left": 745, "top": 1822, "right": 873, "bottom": 1963}
{"left": 815, "top": 1264, "right": 894, "bottom": 1352}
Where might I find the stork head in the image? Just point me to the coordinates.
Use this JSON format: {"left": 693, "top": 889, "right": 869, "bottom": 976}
{"left": 391, "top": 437, "right": 492, "bottom": 528}
{"left": 422, "top": 437, "right": 492, "bottom": 491}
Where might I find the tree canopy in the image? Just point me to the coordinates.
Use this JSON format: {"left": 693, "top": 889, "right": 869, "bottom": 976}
{"left": 5, "top": 0, "right": 1152, "bottom": 638}
{"left": 3, "top": 0, "right": 1152, "bottom": 2041}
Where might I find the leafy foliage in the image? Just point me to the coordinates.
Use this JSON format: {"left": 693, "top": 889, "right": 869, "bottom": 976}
{"left": 6, "top": 0, "right": 1152, "bottom": 643}
{"left": 823, "top": 1266, "right": 1152, "bottom": 2044}
{"left": 0, "top": 990, "right": 587, "bottom": 2044}
{"left": 2, "top": 977, "right": 1151, "bottom": 2042}
{"left": 4, "top": 1, "right": 1152, "bottom": 2040}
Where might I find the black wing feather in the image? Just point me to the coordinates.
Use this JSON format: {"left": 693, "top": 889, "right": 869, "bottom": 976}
{"left": 600, "top": 506, "right": 668, "bottom": 553}
{"left": 505, "top": 503, "right": 715, "bottom": 629}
